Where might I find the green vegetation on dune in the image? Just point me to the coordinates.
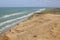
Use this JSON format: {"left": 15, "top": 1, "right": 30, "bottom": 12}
{"left": 41, "top": 8, "right": 60, "bottom": 14}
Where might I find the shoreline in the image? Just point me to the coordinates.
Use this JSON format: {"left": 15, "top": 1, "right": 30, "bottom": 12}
{"left": 0, "top": 8, "right": 60, "bottom": 40}
{"left": 0, "top": 8, "right": 46, "bottom": 34}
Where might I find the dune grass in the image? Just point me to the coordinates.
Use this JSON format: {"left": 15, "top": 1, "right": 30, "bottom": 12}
{"left": 41, "top": 8, "right": 60, "bottom": 14}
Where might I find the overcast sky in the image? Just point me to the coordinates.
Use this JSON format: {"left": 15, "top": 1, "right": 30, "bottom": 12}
{"left": 0, "top": 0, "right": 60, "bottom": 7}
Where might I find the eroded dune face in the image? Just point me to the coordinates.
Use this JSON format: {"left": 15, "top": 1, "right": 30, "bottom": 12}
{"left": 0, "top": 9, "right": 60, "bottom": 40}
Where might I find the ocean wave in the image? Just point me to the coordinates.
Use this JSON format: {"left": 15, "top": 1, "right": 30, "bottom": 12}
{"left": 0, "top": 12, "right": 25, "bottom": 19}
{"left": 0, "top": 25, "right": 11, "bottom": 32}
{"left": 0, "top": 22, "right": 18, "bottom": 32}
{"left": 0, "top": 13, "right": 33, "bottom": 26}
{"left": 35, "top": 8, "right": 46, "bottom": 13}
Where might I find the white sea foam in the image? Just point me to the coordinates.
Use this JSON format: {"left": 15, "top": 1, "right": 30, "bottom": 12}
{"left": 0, "top": 22, "right": 18, "bottom": 32}
{"left": 0, "top": 12, "right": 25, "bottom": 19}
{"left": 35, "top": 8, "right": 46, "bottom": 13}
{"left": 0, "top": 13, "right": 33, "bottom": 26}
{"left": 0, "top": 25, "right": 11, "bottom": 32}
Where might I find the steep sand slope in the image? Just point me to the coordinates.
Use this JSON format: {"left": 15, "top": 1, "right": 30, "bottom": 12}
{"left": 0, "top": 13, "right": 60, "bottom": 40}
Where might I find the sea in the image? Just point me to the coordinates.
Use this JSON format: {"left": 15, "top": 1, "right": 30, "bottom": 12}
{"left": 0, "top": 7, "right": 44, "bottom": 32}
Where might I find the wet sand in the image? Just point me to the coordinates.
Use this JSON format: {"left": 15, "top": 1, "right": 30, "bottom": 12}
{"left": 0, "top": 9, "right": 60, "bottom": 40}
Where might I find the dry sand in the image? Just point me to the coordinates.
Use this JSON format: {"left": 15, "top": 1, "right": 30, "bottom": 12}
{"left": 0, "top": 10, "right": 60, "bottom": 40}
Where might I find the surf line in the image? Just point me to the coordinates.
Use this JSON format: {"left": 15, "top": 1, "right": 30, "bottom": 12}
{"left": 0, "top": 12, "right": 26, "bottom": 19}
{"left": 0, "top": 12, "right": 34, "bottom": 26}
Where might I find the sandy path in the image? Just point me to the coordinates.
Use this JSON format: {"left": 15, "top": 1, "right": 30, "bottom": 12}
{"left": 0, "top": 14, "right": 60, "bottom": 40}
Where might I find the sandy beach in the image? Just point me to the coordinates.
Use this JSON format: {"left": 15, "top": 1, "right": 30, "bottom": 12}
{"left": 0, "top": 8, "right": 60, "bottom": 40}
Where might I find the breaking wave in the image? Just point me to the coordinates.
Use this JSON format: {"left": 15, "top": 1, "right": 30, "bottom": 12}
{"left": 0, "top": 12, "right": 25, "bottom": 19}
